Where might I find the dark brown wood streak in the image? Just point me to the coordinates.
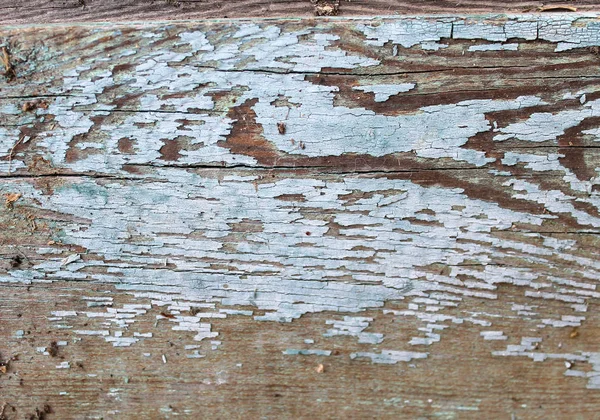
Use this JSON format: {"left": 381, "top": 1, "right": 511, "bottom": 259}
{"left": 2, "top": 15, "right": 600, "bottom": 419}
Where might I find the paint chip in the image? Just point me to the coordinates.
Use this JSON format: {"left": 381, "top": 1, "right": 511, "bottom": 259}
{"left": 56, "top": 361, "right": 71, "bottom": 369}
{"left": 61, "top": 254, "right": 81, "bottom": 266}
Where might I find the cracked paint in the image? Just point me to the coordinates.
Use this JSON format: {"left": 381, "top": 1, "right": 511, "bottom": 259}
{"left": 2, "top": 15, "right": 600, "bottom": 390}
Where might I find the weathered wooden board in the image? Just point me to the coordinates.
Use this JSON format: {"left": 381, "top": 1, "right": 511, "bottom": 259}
{"left": 3, "top": 0, "right": 600, "bottom": 24}
{"left": 2, "top": 15, "right": 600, "bottom": 418}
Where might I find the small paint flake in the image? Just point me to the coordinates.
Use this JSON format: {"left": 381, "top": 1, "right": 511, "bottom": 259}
{"left": 186, "top": 351, "right": 205, "bottom": 359}
{"left": 480, "top": 331, "right": 507, "bottom": 340}
{"left": 51, "top": 311, "right": 77, "bottom": 317}
{"left": 106, "top": 336, "right": 139, "bottom": 347}
{"left": 283, "top": 349, "right": 331, "bottom": 356}
{"left": 351, "top": 350, "right": 428, "bottom": 364}
{"left": 82, "top": 296, "right": 114, "bottom": 302}
{"left": 162, "top": 354, "right": 167, "bottom": 364}
{"left": 60, "top": 254, "right": 81, "bottom": 266}
{"left": 74, "top": 330, "right": 109, "bottom": 336}
{"left": 184, "top": 345, "right": 201, "bottom": 350}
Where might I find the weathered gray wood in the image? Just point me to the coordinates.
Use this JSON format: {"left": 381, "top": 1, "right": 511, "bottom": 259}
{"left": 2, "top": 15, "right": 600, "bottom": 418}
{"left": 3, "top": 0, "right": 600, "bottom": 24}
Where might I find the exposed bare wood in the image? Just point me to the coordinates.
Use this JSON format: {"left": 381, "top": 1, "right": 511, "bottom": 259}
{"left": 2, "top": 15, "right": 600, "bottom": 418}
{"left": 2, "top": 0, "right": 600, "bottom": 24}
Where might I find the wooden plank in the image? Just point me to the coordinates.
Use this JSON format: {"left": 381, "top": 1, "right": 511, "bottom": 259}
{"left": 2, "top": 15, "right": 600, "bottom": 418}
{"left": 2, "top": 0, "right": 600, "bottom": 24}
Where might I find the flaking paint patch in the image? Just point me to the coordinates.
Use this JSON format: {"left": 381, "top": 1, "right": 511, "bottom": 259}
{"left": 323, "top": 316, "right": 384, "bottom": 344}
{"left": 3, "top": 16, "right": 600, "bottom": 384}
{"left": 5, "top": 167, "right": 598, "bottom": 372}
{"left": 353, "top": 83, "right": 416, "bottom": 102}
{"left": 35, "top": 66, "right": 542, "bottom": 169}
{"left": 9, "top": 17, "right": 594, "bottom": 173}
{"left": 468, "top": 43, "right": 519, "bottom": 52}
{"left": 350, "top": 350, "right": 428, "bottom": 364}
{"left": 494, "top": 99, "right": 600, "bottom": 143}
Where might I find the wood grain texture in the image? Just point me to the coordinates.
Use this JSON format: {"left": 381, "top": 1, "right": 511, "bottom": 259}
{"left": 3, "top": 0, "right": 600, "bottom": 24}
{"left": 2, "top": 15, "right": 600, "bottom": 418}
